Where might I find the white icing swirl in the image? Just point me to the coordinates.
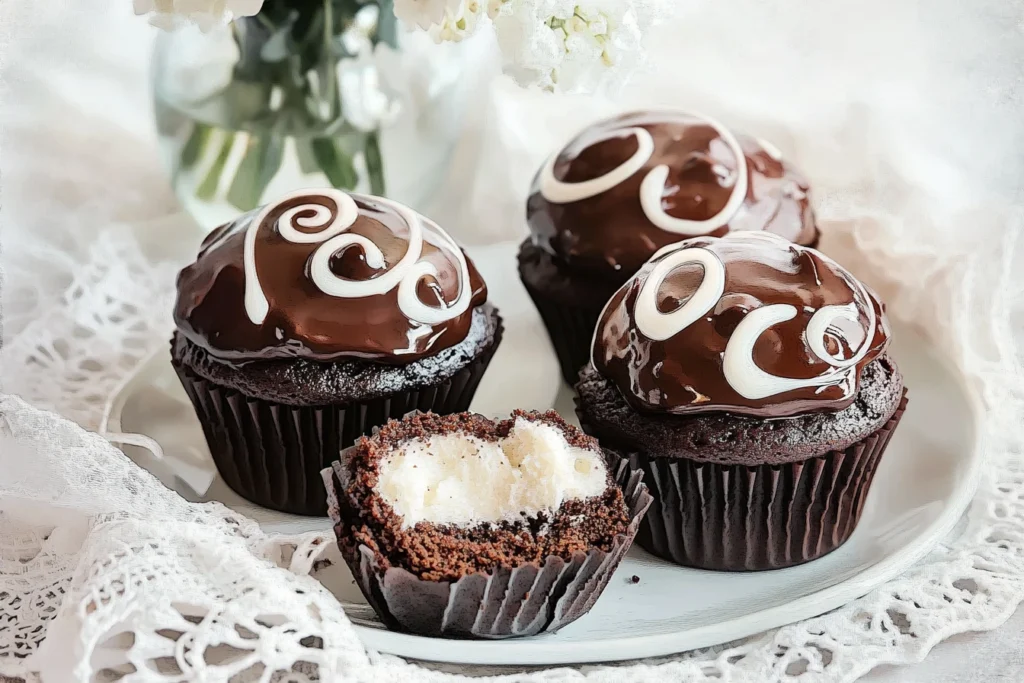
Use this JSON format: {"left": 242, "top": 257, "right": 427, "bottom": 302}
{"left": 635, "top": 247, "right": 725, "bottom": 341}
{"left": 633, "top": 234, "right": 878, "bottom": 400}
{"left": 539, "top": 112, "right": 749, "bottom": 237}
{"left": 721, "top": 301, "right": 872, "bottom": 400}
{"left": 757, "top": 137, "right": 784, "bottom": 161}
{"left": 539, "top": 127, "right": 655, "bottom": 203}
{"left": 243, "top": 189, "right": 471, "bottom": 326}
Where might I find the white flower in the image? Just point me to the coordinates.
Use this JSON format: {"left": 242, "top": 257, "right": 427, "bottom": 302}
{"left": 393, "top": 0, "right": 465, "bottom": 30}
{"left": 495, "top": 0, "right": 663, "bottom": 93}
{"left": 160, "top": 24, "right": 241, "bottom": 103}
{"left": 395, "top": 0, "right": 490, "bottom": 42}
{"left": 133, "top": 0, "right": 265, "bottom": 32}
{"left": 398, "top": 0, "right": 671, "bottom": 94}
{"left": 341, "top": 4, "right": 382, "bottom": 56}
{"left": 337, "top": 50, "right": 402, "bottom": 132}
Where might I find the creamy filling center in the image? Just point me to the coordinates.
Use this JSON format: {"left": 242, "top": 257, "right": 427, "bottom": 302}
{"left": 376, "top": 418, "right": 608, "bottom": 528}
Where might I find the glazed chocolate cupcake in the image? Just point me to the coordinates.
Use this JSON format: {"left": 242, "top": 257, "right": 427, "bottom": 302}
{"left": 172, "top": 189, "right": 502, "bottom": 515}
{"left": 323, "top": 410, "right": 651, "bottom": 638}
{"left": 519, "top": 110, "right": 819, "bottom": 383}
{"left": 576, "top": 232, "right": 907, "bottom": 570}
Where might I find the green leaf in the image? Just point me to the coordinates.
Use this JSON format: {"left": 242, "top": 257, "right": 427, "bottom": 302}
{"left": 259, "top": 24, "right": 297, "bottom": 63}
{"left": 376, "top": 0, "right": 399, "bottom": 49}
{"left": 226, "top": 134, "right": 285, "bottom": 210}
{"left": 364, "top": 131, "right": 386, "bottom": 195}
{"left": 316, "top": 0, "right": 339, "bottom": 123}
{"left": 311, "top": 137, "right": 360, "bottom": 189}
{"left": 195, "top": 133, "right": 236, "bottom": 202}
{"left": 206, "top": 79, "right": 276, "bottom": 130}
{"left": 294, "top": 138, "right": 322, "bottom": 174}
{"left": 176, "top": 123, "right": 212, "bottom": 181}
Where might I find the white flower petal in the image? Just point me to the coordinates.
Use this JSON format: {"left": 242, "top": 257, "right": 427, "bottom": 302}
{"left": 133, "top": 0, "right": 265, "bottom": 31}
{"left": 394, "top": 0, "right": 464, "bottom": 30}
{"left": 338, "top": 54, "right": 402, "bottom": 132}
{"left": 486, "top": 0, "right": 670, "bottom": 93}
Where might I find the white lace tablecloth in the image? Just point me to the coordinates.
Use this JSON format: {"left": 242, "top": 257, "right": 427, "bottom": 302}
{"left": 2, "top": 1, "right": 1024, "bottom": 681}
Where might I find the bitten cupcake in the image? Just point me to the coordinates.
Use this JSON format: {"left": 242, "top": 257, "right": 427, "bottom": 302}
{"left": 323, "top": 410, "right": 651, "bottom": 638}
{"left": 519, "top": 110, "right": 819, "bottom": 384}
{"left": 576, "top": 232, "right": 907, "bottom": 571}
{"left": 172, "top": 189, "right": 503, "bottom": 516}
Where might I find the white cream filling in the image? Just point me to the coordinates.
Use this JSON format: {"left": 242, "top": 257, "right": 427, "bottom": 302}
{"left": 376, "top": 418, "right": 608, "bottom": 529}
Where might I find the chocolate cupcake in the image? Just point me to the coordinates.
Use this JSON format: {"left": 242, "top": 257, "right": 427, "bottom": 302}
{"left": 519, "top": 110, "right": 819, "bottom": 383}
{"left": 323, "top": 410, "right": 652, "bottom": 638}
{"left": 576, "top": 232, "right": 907, "bottom": 570}
{"left": 172, "top": 189, "right": 502, "bottom": 515}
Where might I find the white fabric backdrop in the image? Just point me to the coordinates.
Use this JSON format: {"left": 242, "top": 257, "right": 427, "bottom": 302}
{"left": 2, "top": 0, "right": 1024, "bottom": 681}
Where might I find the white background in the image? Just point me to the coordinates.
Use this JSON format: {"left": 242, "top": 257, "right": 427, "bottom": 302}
{"left": 1, "top": 1, "right": 1022, "bottom": 680}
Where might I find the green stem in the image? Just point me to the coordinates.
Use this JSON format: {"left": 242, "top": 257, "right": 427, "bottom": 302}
{"left": 365, "top": 131, "right": 385, "bottom": 196}
{"left": 322, "top": 0, "right": 336, "bottom": 121}
{"left": 255, "top": 13, "right": 276, "bottom": 31}
{"left": 195, "top": 130, "right": 236, "bottom": 202}
{"left": 180, "top": 2, "right": 393, "bottom": 207}
{"left": 376, "top": 0, "right": 398, "bottom": 48}
{"left": 311, "top": 137, "right": 359, "bottom": 189}
{"left": 175, "top": 122, "right": 212, "bottom": 183}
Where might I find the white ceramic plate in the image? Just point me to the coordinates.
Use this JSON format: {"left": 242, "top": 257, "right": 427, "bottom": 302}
{"left": 103, "top": 241, "right": 982, "bottom": 666}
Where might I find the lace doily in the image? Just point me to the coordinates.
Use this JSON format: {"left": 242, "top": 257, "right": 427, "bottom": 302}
{"left": 2, "top": 206, "right": 1024, "bottom": 683}
{"left": 3, "top": 0, "right": 1024, "bottom": 680}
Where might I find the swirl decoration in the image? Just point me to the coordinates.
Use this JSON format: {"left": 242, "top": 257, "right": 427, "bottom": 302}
{"left": 243, "top": 189, "right": 472, "bottom": 326}
{"left": 540, "top": 113, "right": 749, "bottom": 236}
{"left": 634, "top": 246, "right": 726, "bottom": 341}
{"left": 633, "top": 233, "right": 877, "bottom": 400}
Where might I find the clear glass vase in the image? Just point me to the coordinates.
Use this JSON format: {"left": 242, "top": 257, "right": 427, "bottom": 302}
{"left": 152, "top": 0, "right": 469, "bottom": 231}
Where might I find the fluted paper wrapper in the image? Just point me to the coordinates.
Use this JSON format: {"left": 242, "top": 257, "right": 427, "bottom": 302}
{"left": 518, "top": 259, "right": 606, "bottom": 387}
{"left": 323, "top": 453, "right": 653, "bottom": 639}
{"left": 172, "top": 326, "right": 501, "bottom": 516}
{"left": 588, "top": 392, "right": 908, "bottom": 571}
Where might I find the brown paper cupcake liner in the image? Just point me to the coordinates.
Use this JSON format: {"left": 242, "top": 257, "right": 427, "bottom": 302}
{"left": 173, "top": 325, "right": 502, "bottom": 516}
{"left": 518, "top": 273, "right": 606, "bottom": 386}
{"left": 323, "top": 452, "right": 653, "bottom": 639}
{"left": 588, "top": 392, "right": 908, "bottom": 571}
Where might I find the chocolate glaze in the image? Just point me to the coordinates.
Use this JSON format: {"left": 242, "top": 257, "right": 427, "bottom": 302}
{"left": 577, "top": 358, "right": 904, "bottom": 465}
{"left": 171, "top": 305, "right": 501, "bottom": 405}
{"left": 592, "top": 233, "right": 891, "bottom": 418}
{"left": 174, "top": 191, "right": 487, "bottom": 364}
{"left": 526, "top": 111, "right": 818, "bottom": 282}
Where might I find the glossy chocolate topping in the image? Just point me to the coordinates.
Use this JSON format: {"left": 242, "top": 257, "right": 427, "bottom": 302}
{"left": 526, "top": 111, "right": 817, "bottom": 281}
{"left": 592, "top": 232, "right": 890, "bottom": 418}
{"left": 174, "top": 189, "right": 487, "bottom": 364}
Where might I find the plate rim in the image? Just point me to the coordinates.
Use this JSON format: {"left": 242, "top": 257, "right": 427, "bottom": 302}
{"left": 351, "top": 337, "right": 984, "bottom": 665}
{"left": 101, "top": 328, "right": 984, "bottom": 667}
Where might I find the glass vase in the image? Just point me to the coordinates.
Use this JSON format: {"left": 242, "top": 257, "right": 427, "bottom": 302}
{"left": 152, "top": 0, "right": 469, "bottom": 231}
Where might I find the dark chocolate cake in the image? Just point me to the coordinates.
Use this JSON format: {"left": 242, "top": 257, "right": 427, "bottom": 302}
{"left": 171, "top": 305, "right": 499, "bottom": 406}
{"left": 519, "top": 110, "right": 820, "bottom": 384}
{"left": 324, "top": 410, "right": 652, "bottom": 638}
{"left": 576, "top": 356, "right": 904, "bottom": 467}
{"left": 171, "top": 188, "right": 502, "bottom": 515}
{"left": 577, "top": 231, "right": 908, "bottom": 570}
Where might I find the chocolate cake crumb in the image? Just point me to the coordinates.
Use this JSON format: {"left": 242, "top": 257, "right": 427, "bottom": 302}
{"left": 576, "top": 355, "right": 904, "bottom": 466}
{"left": 171, "top": 304, "right": 501, "bottom": 406}
{"left": 335, "top": 411, "right": 631, "bottom": 582}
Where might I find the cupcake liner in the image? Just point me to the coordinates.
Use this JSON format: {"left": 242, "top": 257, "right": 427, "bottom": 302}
{"left": 518, "top": 269, "right": 606, "bottom": 387}
{"left": 173, "top": 321, "right": 503, "bottom": 516}
{"left": 323, "top": 451, "right": 652, "bottom": 639}
{"left": 585, "top": 391, "right": 908, "bottom": 571}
